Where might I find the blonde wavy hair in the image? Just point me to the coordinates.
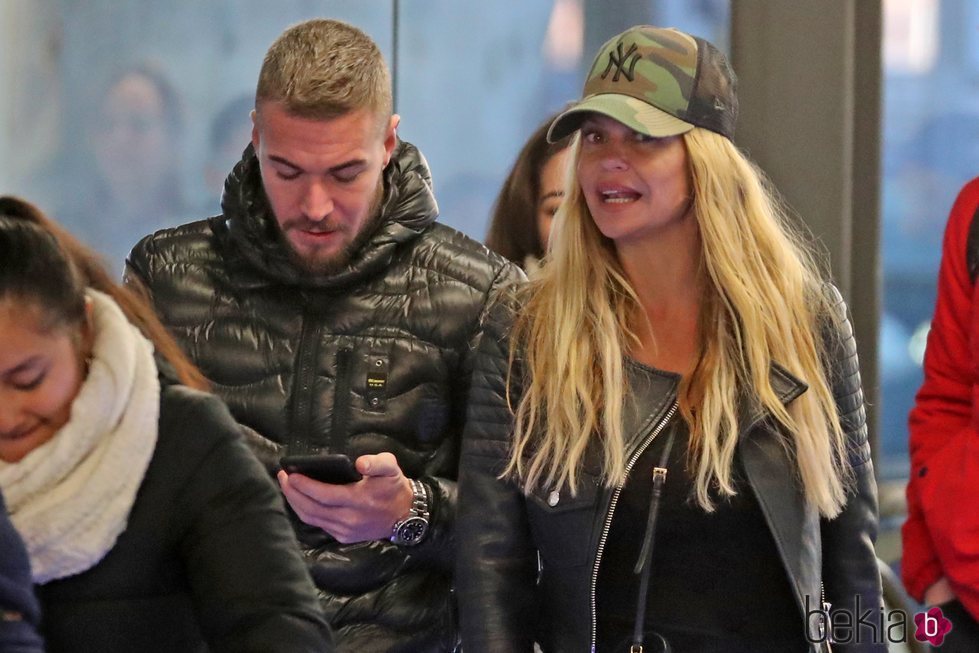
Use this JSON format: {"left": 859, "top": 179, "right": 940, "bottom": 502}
{"left": 503, "top": 127, "right": 851, "bottom": 518}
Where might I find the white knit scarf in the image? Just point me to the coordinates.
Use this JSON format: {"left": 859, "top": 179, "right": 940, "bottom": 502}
{"left": 0, "top": 290, "right": 160, "bottom": 583}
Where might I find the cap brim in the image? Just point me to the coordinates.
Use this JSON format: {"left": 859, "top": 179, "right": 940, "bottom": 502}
{"left": 547, "top": 93, "right": 695, "bottom": 143}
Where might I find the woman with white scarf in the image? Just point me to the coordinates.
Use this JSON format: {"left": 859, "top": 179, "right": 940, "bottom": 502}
{"left": 0, "top": 196, "right": 333, "bottom": 652}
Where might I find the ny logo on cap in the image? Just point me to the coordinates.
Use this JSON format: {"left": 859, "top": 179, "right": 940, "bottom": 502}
{"left": 601, "top": 42, "right": 641, "bottom": 82}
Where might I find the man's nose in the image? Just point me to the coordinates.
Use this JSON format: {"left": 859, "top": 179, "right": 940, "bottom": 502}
{"left": 301, "top": 179, "right": 334, "bottom": 222}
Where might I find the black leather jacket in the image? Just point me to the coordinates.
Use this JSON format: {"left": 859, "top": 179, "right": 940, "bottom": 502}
{"left": 125, "top": 140, "right": 523, "bottom": 651}
{"left": 456, "top": 287, "right": 883, "bottom": 652}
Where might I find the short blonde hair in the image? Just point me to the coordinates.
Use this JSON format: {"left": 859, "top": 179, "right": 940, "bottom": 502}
{"left": 256, "top": 19, "right": 392, "bottom": 122}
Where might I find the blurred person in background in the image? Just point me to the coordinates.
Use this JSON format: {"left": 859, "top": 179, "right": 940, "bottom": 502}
{"left": 56, "top": 64, "right": 189, "bottom": 274}
{"left": 0, "top": 196, "right": 332, "bottom": 653}
{"left": 485, "top": 112, "right": 572, "bottom": 274}
{"left": 202, "top": 93, "right": 255, "bottom": 214}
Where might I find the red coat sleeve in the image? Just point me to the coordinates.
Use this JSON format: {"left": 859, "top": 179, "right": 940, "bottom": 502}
{"left": 902, "top": 177, "right": 979, "bottom": 601}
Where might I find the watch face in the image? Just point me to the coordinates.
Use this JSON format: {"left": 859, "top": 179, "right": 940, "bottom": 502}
{"left": 396, "top": 517, "right": 429, "bottom": 546}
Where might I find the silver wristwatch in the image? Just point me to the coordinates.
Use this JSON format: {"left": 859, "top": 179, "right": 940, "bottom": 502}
{"left": 390, "top": 478, "right": 430, "bottom": 546}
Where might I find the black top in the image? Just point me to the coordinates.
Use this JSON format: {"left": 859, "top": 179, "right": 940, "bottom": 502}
{"left": 596, "top": 422, "right": 807, "bottom": 652}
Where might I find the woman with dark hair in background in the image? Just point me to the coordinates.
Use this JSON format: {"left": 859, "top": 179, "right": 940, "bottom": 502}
{"left": 0, "top": 196, "right": 332, "bottom": 652}
{"left": 485, "top": 113, "right": 572, "bottom": 272}
{"left": 457, "top": 25, "right": 882, "bottom": 652}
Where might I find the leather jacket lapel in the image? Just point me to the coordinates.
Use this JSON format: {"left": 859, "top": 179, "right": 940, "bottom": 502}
{"left": 736, "top": 364, "right": 824, "bottom": 643}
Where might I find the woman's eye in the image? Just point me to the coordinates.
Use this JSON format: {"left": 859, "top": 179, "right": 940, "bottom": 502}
{"left": 276, "top": 171, "right": 301, "bottom": 181}
{"left": 582, "top": 130, "right": 602, "bottom": 144}
{"left": 14, "top": 374, "right": 44, "bottom": 391}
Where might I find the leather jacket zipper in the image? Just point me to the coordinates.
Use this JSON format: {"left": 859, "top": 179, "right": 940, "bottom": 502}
{"left": 820, "top": 581, "right": 832, "bottom": 652}
{"left": 590, "top": 400, "right": 678, "bottom": 652}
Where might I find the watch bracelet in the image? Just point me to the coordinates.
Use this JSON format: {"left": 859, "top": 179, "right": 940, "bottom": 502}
{"left": 408, "top": 478, "right": 430, "bottom": 518}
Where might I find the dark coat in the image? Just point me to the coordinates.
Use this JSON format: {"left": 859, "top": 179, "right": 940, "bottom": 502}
{"left": 456, "top": 287, "right": 883, "bottom": 653}
{"left": 35, "top": 382, "right": 333, "bottom": 653}
{"left": 125, "top": 141, "right": 523, "bottom": 651}
{"left": 0, "top": 492, "right": 44, "bottom": 653}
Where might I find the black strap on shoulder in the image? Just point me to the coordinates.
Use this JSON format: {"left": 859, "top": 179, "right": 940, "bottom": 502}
{"left": 967, "top": 203, "right": 979, "bottom": 283}
{"left": 630, "top": 425, "right": 677, "bottom": 653}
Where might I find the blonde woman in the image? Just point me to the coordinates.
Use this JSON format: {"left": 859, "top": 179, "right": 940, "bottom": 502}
{"left": 456, "top": 25, "right": 883, "bottom": 653}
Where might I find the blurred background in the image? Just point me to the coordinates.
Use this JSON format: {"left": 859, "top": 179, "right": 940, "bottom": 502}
{"left": 1, "top": 0, "right": 976, "bottom": 608}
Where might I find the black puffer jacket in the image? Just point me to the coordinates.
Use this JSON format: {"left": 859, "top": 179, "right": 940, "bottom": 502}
{"left": 456, "top": 287, "right": 883, "bottom": 652}
{"left": 126, "top": 141, "right": 523, "bottom": 651}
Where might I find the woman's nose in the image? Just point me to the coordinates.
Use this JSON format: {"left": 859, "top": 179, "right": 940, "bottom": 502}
{"left": 598, "top": 139, "right": 630, "bottom": 171}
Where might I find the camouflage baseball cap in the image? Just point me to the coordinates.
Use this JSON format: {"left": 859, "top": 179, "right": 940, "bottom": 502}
{"left": 547, "top": 25, "right": 737, "bottom": 142}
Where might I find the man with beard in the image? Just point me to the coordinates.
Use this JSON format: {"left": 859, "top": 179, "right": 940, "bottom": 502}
{"left": 125, "top": 19, "right": 521, "bottom": 652}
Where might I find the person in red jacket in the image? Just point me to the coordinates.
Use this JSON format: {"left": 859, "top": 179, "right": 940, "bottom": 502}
{"left": 904, "top": 176, "right": 979, "bottom": 650}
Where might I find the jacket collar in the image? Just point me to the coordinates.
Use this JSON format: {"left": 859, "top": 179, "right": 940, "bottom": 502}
{"left": 619, "top": 359, "right": 809, "bottom": 457}
{"left": 218, "top": 139, "right": 439, "bottom": 289}
{"left": 736, "top": 362, "right": 809, "bottom": 439}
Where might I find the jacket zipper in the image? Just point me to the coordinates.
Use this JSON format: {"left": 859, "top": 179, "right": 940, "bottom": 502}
{"left": 289, "top": 309, "right": 321, "bottom": 453}
{"left": 590, "top": 400, "right": 678, "bottom": 652}
{"left": 821, "top": 581, "right": 832, "bottom": 652}
{"left": 330, "top": 347, "right": 354, "bottom": 449}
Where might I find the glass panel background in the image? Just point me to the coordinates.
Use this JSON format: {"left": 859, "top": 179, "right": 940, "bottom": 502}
{"left": 1, "top": 0, "right": 728, "bottom": 272}
{"left": 879, "top": 0, "right": 979, "bottom": 480}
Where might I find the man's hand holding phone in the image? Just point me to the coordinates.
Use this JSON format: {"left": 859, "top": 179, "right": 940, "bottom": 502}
{"left": 278, "top": 452, "right": 413, "bottom": 544}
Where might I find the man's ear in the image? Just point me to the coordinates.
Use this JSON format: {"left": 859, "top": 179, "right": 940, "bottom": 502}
{"left": 382, "top": 114, "right": 400, "bottom": 167}
{"left": 250, "top": 108, "right": 260, "bottom": 150}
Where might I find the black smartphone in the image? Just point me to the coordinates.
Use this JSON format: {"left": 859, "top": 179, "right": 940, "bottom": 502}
{"left": 279, "top": 453, "right": 363, "bottom": 484}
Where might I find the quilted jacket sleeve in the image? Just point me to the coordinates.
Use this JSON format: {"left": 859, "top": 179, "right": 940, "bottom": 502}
{"left": 902, "top": 178, "right": 979, "bottom": 601}
{"left": 819, "top": 285, "right": 885, "bottom": 652}
{"left": 407, "top": 260, "right": 526, "bottom": 571}
{"left": 455, "top": 297, "right": 539, "bottom": 653}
